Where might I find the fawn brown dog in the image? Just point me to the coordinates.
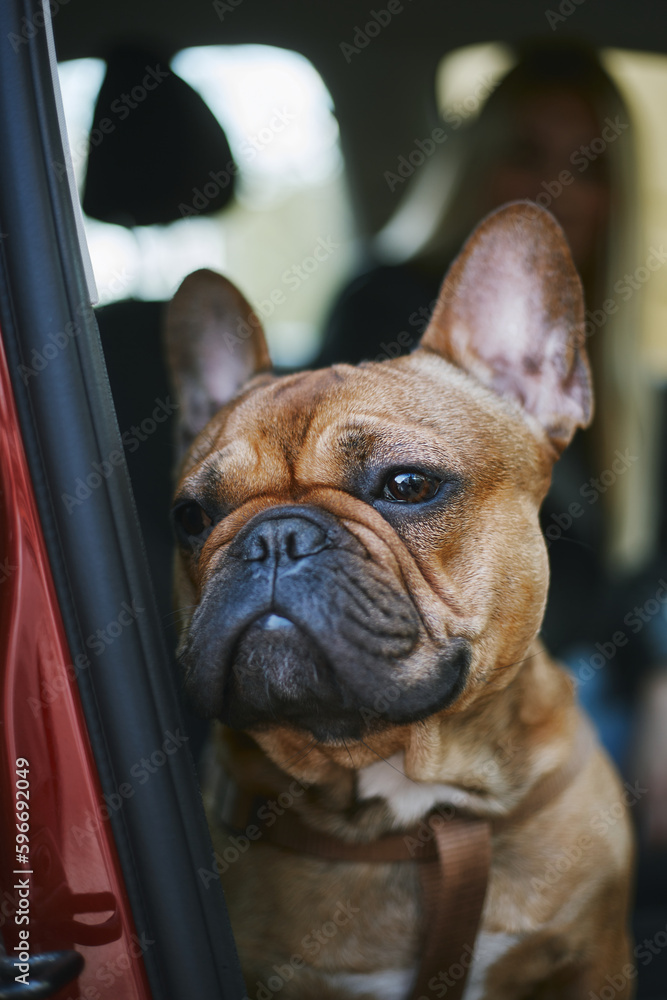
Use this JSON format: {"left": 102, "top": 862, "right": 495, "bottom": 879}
{"left": 165, "top": 203, "right": 634, "bottom": 999}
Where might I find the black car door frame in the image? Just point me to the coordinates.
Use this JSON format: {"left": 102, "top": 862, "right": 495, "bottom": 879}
{"left": 0, "top": 1, "right": 245, "bottom": 997}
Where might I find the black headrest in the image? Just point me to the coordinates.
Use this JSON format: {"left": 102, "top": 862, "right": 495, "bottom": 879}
{"left": 82, "top": 44, "right": 237, "bottom": 227}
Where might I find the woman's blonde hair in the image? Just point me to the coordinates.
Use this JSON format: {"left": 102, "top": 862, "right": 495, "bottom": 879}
{"left": 377, "top": 41, "right": 659, "bottom": 575}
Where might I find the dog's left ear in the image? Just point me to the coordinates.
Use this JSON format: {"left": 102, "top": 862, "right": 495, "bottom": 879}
{"left": 164, "top": 269, "right": 271, "bottom": 458}
{"left": 419, "top": 201, "right": 592, "bottom": 454}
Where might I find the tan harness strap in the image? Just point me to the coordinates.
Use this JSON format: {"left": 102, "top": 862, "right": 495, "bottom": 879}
{"left": 237, "top": 806, "right": 491, "bottom": 999}
{"left": 412, "top": 816, "right": 491, "bottom": 999}
{"left": 260, "top": 808, "right": 439, "bottom": 862}
{"left": 221, "top": 720, "right": 593, "bottom": 999}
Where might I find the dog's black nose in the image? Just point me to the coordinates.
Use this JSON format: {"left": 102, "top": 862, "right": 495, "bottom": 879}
{"left": 238, "top": 515, "right": 329, "bottom": 563}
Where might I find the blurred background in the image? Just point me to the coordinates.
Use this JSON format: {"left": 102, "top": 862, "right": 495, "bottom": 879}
{"left": 55, "top": 39, "right": 667, "bottom": 372}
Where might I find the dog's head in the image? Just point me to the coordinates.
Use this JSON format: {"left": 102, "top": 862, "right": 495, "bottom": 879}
{"left": 165, "top": 202, "right": 591, "bottom": 748}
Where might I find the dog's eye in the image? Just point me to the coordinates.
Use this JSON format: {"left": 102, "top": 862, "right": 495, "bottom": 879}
{"left": 173, "top": 501, "right": 213, "bottom": 541}
{"left": 382, "top": 472, "right": 440, "bottom": 503}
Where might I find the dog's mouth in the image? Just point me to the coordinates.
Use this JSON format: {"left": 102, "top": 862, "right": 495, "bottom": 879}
{"left": 231, "top": 613, "right": 329, "bottom": 701}
{"left": 179, "top": 506, "right": 472, "bottom": 741}
{"left": 219, "top": 611, "right": 353, "bottom": 738}
{"left": 184, "top": 605, "right": 471, "bottom": 742}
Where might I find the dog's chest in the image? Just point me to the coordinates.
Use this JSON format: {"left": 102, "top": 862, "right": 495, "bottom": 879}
{"left": 323, "top": 932, "right": 521, "bottom": 1000}
{"left": 347, "top": 753, "right": 521, "bottom": 998}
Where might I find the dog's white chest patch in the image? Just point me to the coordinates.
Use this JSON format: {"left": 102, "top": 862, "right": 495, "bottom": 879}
{"left": 322, "top": 934, "right": 520, "bottom": 999}
{"left": 324, "top": 968, "right": 414, "bottom": 1000}
{"left": 357, "top": 751, "right": 477, "bottom": 824}
{"left": 463, "top": 932, "right": 522, "bottom": 999}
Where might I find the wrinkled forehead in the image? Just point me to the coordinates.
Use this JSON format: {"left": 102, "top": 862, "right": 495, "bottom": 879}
{"left": 180, "top": 355, "right": 548, "bottom": 500}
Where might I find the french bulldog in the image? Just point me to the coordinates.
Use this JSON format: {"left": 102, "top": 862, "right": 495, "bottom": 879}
{"left": 165, "top": 202, "right": 634, "bottom": 1000}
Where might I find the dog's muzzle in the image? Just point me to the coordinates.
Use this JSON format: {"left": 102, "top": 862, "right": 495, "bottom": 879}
{"left": 180, "top": 506, "right": 470, "bottom": 740}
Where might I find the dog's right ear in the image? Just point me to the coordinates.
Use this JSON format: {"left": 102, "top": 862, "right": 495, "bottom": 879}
{"left": 164, "top": 269, "right": 272, "bottom": 459}
{"left": 419, "top": 202, "right": 592, "bottom": 456}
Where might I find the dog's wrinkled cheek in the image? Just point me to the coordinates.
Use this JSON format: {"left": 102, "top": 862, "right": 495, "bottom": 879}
{"left": 370, "top": 636, "right": 472, "bottom": 727}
